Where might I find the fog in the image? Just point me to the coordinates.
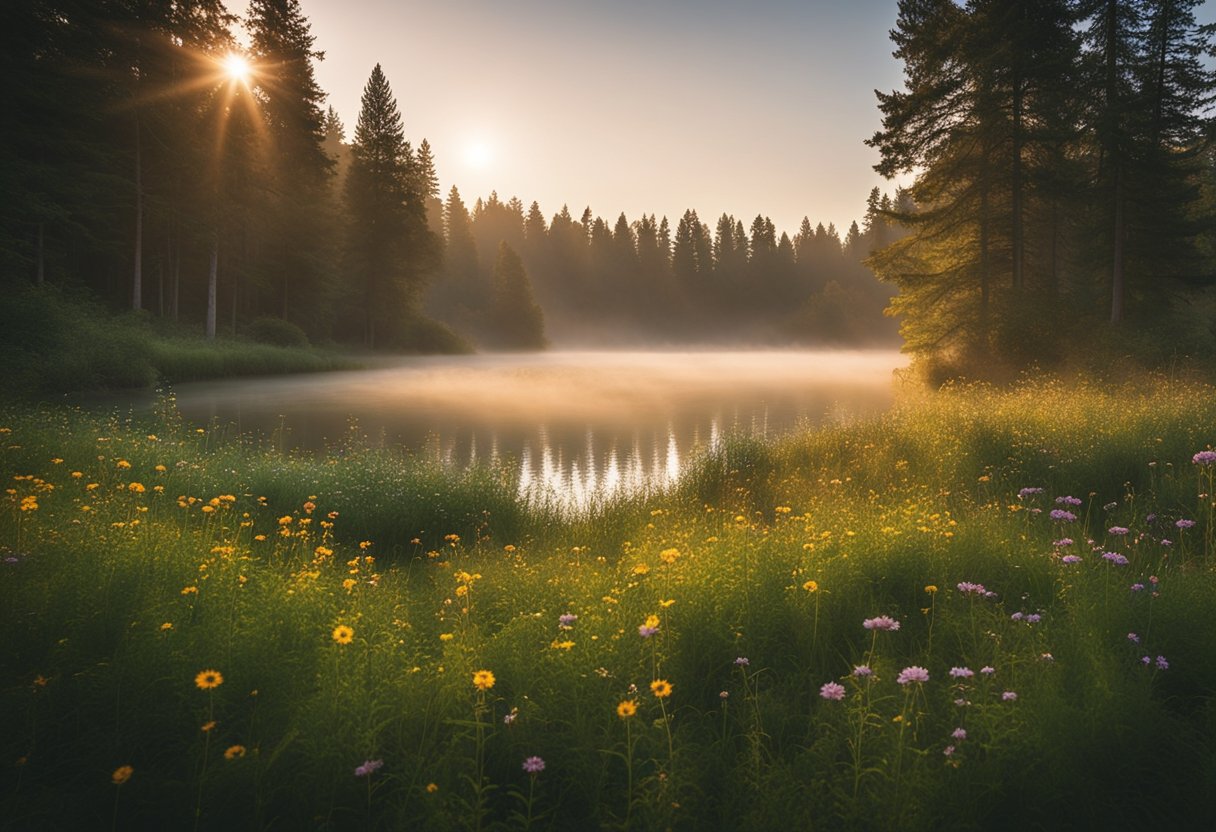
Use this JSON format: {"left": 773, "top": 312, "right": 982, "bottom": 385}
{"left": 156, "top": 350, "right": 909, "bottom": 510}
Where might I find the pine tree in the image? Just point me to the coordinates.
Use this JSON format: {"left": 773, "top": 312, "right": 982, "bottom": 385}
{"left": 343, "top": 64, "right": 421, "bottom": 347}
{"left": 486, "top": 241, "right": 546, "bottom": 349}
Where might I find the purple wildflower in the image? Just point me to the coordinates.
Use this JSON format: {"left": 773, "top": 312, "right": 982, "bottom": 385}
{"left": 1108, "top": 526, "right": 1129, "bottom": 536}
{"left": 1050, "top": 509, "right": 1077, "bottom": 522}
{"left": 1156, "top": 655, "right": 1169, "bottom": 671}
{"left": 819, "top": 681, "right": 846, "bottom": 701}
{"left": 944, "top": 745, "right": 955, "bottom": 757}
{"left": 558, "top": 613, "right": 578, "bottom": 629}
{"left": 896, "top": 666, "right": 929, "bottom": 685}
{"left": 1146, "top": 513, "right": 1157, "bottom": 523}
{"left": 522, "top": 756, "right": 545, "bottom": 774}
{"left": 852, "top": 665, "right": 874, "bottom": 678}
{"left": 980, "top": 666, "right": 995, "bottom": 675}
{"left": 1010, "top": 612, "right": 1024, "bottom": 622}
{"left": 949, "top": 667, "right": 974, "bottom": 679}
{"left": 1001, "top": 691, "right": 1018, "bottom": 702}
{"left": 1056, "top": 495, "right": 1083, "bottom": 506}
{"left": 1018, "top": 487, "right": 1044, "bottom": 498}
{"left": 1053, "top": 538, "right": 1074, "bottom": 547}
{"left": 1130, "top": 583, "right": 1145, "bottom": 592}
{"left": 1176, "top": 519, "right": 1196, "bottom": 529}
{"left": 957, "top": 581, "right": 988, "bottom": 596}
{"left": 503, "top": 711, "right": 518, "bottom": 725}
{"left": 1192, "top": 450, "right": 1216, "bottom": 465}
{"left": 952, "top": 727, "right": 967, "bottom": 741}
{"left": 638, "top": 625, "right": 659, "bottom": 638}
{"left": 1101, "top": 552, "right": 1129, "bottom": 565}
{"left": 734, "top": 656, "right": 750, "bottom": 667}
{"left": 354, "top": 759, "right": 384, "bottom": 778}
{"left": 862, "top": 615, "right": 901, "bottom": 632}
{"left": 1027, "top": 613, "right": 1042, "bottom": 623}
{"left": 1128, "top": 632, "right": 1140, "bottom": 643}
{"left": 1161, "top": 538, "right": 1173, "bottom": 547}
{"left": 1141, "top": 655, "right": 1152, "bottom": 665}
{"left": 1060, "top": 554, "right": 1082, "bottom": 564}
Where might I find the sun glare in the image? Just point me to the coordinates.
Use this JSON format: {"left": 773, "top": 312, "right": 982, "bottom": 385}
{"left": 463, "top": 140, "right": 493, "bottom": 169}
{"left": 223, "top": 53, "right": 251, "bottom": 84}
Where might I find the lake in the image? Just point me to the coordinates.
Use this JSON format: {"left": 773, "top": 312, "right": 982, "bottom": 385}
{"left": 109, "top": 351, "right": 908, "bottom": 510}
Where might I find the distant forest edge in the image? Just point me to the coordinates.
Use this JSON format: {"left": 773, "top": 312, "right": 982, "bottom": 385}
{"left": 1, "top": 0, "right": 896, "bottom": 360}
{"left": 5, "top": 2, "right": 1214, "bottom": 378}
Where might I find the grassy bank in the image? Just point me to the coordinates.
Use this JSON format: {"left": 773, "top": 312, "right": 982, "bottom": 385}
{"left": 0, "top": 286, "right": 471, "bottom": 399}
{"left": 2, "top": 379, "right": 1215, "bottom": 830}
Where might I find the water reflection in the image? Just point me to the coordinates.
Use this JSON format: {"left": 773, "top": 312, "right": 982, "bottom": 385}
{"left": 97, "top": 351, "right": 908, "bottom": 512}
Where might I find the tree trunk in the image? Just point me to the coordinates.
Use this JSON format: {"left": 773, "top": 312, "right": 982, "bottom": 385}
{"left": 133, "top": 113, "right": 143, "bottom": 310}
{"left": 207, "top": 237, "right": 218, "bottom": 339}
{"left": 171, "top": 235, "right": 180, "bottom": 322}
{"left": 1011, "top": 78, "right": 1024, "bottom": 292}
{"left": 1111, "top": 165, "right": 1125, "bottom": 324}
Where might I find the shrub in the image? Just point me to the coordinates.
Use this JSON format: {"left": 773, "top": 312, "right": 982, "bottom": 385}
{"left": 245, "top": 316, "right": 310, "bottom": 349}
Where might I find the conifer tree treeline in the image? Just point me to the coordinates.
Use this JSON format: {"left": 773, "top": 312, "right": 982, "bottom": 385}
{"left": 2, "top": 0, "right": 897, "bottom": 352}
{"left": 423, "top": 189, "right": 898, "bottom": 346}
{"left": 869, "top": 0, "right": 1216, "bottom": 372}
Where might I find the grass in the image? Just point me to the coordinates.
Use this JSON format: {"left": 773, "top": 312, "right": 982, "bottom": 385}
{"left": 2, "top": 377, "right": 1215, "bottom": 830}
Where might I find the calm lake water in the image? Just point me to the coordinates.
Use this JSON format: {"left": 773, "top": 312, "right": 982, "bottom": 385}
{"left": 109, "top": 351, "right": 908, "bottom": 509}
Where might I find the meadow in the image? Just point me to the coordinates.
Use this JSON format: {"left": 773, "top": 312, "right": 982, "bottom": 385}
{"left": 3, "top": 378, "right": 1216, "bottom": 831}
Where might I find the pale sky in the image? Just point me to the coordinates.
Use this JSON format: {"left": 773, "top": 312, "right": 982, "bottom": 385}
{"left": 296, "top": 0, "right": 1212, "bottom": 239}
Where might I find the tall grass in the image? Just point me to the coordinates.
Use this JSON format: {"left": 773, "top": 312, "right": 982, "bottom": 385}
{"left": 2, "top": 377, "right": 1215, "bottom": 830}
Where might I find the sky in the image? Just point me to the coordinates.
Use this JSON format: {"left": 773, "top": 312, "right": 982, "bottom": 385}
{"left": 294, "top": 0, "right": 1214, "bottom": 240}
{"left": 295, "top": 0, "right": 908, "bottom": 237}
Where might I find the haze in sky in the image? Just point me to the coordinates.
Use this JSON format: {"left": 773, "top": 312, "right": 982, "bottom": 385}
{"left": 299, "top": 0, "right": 909, "bottom": 236}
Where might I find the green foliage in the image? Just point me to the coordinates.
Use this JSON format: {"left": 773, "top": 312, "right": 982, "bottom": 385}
{"left": 245, "top": 316, "right": 310, "bottom": 349}
{"left": 3, "top": 380, "right": 1216, "bottom": 828}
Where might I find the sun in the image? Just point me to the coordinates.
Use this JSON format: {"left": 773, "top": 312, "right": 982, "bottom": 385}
{"left": 463, "top": 139, "right": 493, "bottom": 169}
{"left": 223, "top": 53, "right": 251, "bottom": 85}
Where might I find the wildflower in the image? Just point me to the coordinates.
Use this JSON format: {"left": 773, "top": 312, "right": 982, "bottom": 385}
{"left": 1103, "top": 502, "right": 1119, "bottom": 511}
{"left": 1156, "top": 655, "right": 1169, "bottom": 671}
{"left": 1128, "top": 632, "right": 1140, "bottom": 643}
{"left": 617, "top": 699, "right": 638, "bottom": 718}
{"left": 1026, "top": 613, "right": 1042, "bottom": 623}
{"left": 1053, "top": 538, "right": 1074, "bottom": 547}
{"left": 1001, "top": 691, "right": 1018, "bottom": 702}
{"left": 354, "top": 759, "right": 384, "bottom": 777}
{"left": 980, "top": 666, "right": 995, "bottom": 675}
{"left": 1040, "top": 652, "right": 1054, "bottom": 662}
{"left": 943, "top": 745, "right": 955, "bottom": 757}
{"left": 719, "top": 690, "right": 729, "bottom": 699}
{"left": 734, "top": 657, "right": 750, "bottom": 667}
{"left": 332, "top": 625, "right": 354, "bottom": 645}
{"left": 195, "top": 669, "right": 223, "bottom": 690}
{"left": 1050, "top": 510, "right": 1077, "bottom": 522}
{"left": 896, "top": 666, "right": 929, "bottom": 685}
{"left": 638, "top": 624, "right": 659, "bottom": 638}
{"left": 819, "top": 681, "right": 846, "bottom": 701}
{"left": 1161, "top": 539, "right": 1173, "bottom": 547}
{"left": 201, "top": 720, "right": 217, "bottom": 733}
{"left": 1176, "top": 519, "right": 1196, "bottom": 529}
{"left": 949, "top": 667, "right": 974, "bottom": 679}
{"left": 551, "top": 640, "right": 575, "bottom": 650}
{"left": 853, "top": 665, "right": 874, "bottom": 678}
{"left": 1101, "top": 552, "right": 1129, "bottom": 565}
{"left": 924, "top": 584, "right": 938, "bottom": 594}
{"left": 472, "top": 669, "right": 496, "bottom": 691}
{"left": 224, "top": 745, "right": 246, "bottom": 760}
{"left": 522, "top": 756, "right": 545, "bottom": 774}
{"left": 650, "top": 679, "right": 673, "bottom": 698}
{"left": 660, "top": 548, "right": 679, "bottom": 564}
{"left": 111, "top": 765, "right": 134, "bottom": 785}
{"left": 1131, "top": 583, "right": 1145, "bottom": 592}
{"left": 426, "top": 782, "right": 439, "bottom": 793}
{"left": 1055, "top": 496, "right": 1082, "bottom": 506}
{"left": 1141, "top": 655, "right": 1152, "bottom": 665}
{"left": 504, "top": 708, "right": 518, "bottom": 725}
{"left": 1060, "top": 555, "right": 1082, "bottom": 564}
{"left": 439, "top": 633, "right": 454, "bottom": 642}
{"left": 558, "top": 613, "right": 578, "bottom": 629}
{"left": 1010, "top": 612, "right": 1024, "bottom": 621}
{"left": 952, "top": 727, "right": 967, "bottom": 740}
{"left": 1018, "top": 487, "right": 1044, "bottom": 498}
{"left": 957, "top": 581, "right": 990, "bottom": 596}
{"left": 1108, "top": 526, "right": 1129, "bottom": 536}
{"left": 803, "top": 580, "right": 819, "bottom": 592}
{"left": 862, "top": 615, "right": 901, "bottom": 631}
{"left": 1192, "top": 450, "right": 1216, "bottom": 465}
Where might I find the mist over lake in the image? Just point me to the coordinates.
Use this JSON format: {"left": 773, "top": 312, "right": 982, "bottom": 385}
{"left": 145, "top": 350, "right": 907, "bottom": 507}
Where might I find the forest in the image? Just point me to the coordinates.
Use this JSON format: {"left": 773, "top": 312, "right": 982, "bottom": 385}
{"left": 1, "top": 0, "right": 896, "bottom": 360}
